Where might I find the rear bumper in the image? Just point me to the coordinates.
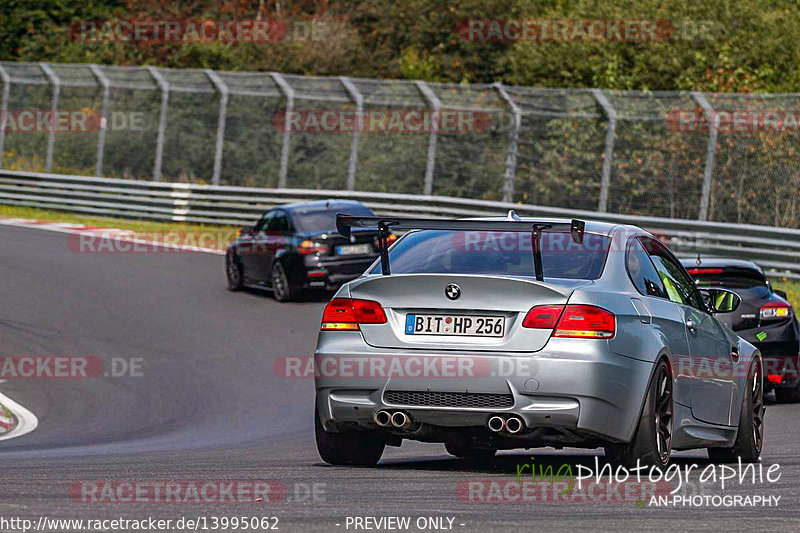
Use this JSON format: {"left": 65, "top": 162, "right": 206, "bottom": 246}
{"left": 314, "top": 332, "right": 654, "bottom": 444}
{"left": 303, "top": 256, "right": 377, "bottom": 288}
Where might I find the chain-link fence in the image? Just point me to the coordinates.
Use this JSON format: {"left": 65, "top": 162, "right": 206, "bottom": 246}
{"left": 1, "top": 61, "right": 799, "bottom": 227}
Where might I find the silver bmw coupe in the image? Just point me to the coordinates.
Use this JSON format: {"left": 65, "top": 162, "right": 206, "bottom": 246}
{"left": 314, "top": 213, "right": 765, "bottom": 468}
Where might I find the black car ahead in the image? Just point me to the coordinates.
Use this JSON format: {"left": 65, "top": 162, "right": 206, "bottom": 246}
{"left": 681, "top": 257, "right": 800, "bottom": 402}
{"left": 225, "top": 200, "right": 393, "bottom": 301}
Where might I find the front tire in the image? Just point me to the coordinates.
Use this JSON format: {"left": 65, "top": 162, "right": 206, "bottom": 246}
{"left": 708, "top": 358, "right": 764, "bottom": 463}
{"left": 605, "top": 359, "right": 673, "bottom": 468}
{"left": 315, "top": 404, "right": 385, "bottom": 467}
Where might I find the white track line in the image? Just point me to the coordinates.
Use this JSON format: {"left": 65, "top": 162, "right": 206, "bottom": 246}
{"left": 0, "top": 390, "right": 39, "bottom": 442}
{"left": 0, "top": 218, "right": 225, "bottom": 255}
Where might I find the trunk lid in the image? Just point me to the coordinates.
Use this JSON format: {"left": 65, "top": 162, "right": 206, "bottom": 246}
{"left": 349, "top": 273, "right": 591, "bottom": 352}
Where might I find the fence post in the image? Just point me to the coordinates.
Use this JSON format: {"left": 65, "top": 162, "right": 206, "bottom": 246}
{"left": 89, "top": 65, "right": 110, "bottom": 177}
{"left": 205, "top": 69, "right": 229, "bottom": 186}
{"left": 146, "top": 66, "right": 169, "bottom": 182}
{"left": 0, "top": 64, "right": 10, "bottom": 169}
{"left": 415, "top": 81, "right": 440, "bottom": 196}
{"left": 340, "top": 77, "right": 362, "bottom": 191}
{"left": 39, "top": 63, "right": 60, "bottom": 172}
{"left": 692, "top": 92, "right": 717, "bottom": 221}
{"left": 494, "top": 82, "right": 521, "bottom": 202}
{"left": 270, "top": 73, "right": 294, "bottom": 188}
{"left": 591, "top": 89, "right": 617, "bottom": 213}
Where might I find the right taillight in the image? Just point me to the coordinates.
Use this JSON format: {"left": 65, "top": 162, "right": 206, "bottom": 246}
{"left": 760, "top": 300, "right": 792, "bottom": 322}
{"left": 523, "top": 304, "right": 615, "bottom": 339}
{"left": 321, "top": 298, "right": 387, "bottom": 331}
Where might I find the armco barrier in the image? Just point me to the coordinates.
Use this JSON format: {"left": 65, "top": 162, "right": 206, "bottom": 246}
{"left": 0, "top": 169, "right": 798, "bottom": 278}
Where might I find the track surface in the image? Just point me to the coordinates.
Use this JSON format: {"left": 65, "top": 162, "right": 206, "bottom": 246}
{"left": 0, "top": 224, "right": 798, "bottom": 532}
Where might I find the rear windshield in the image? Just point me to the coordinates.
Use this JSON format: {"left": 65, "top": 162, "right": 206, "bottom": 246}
{"left": 370, "top": 230, "right": 611, "bottom": 279}
{"left": 692, "top": 271, "right": 767, "bottom": 289}
{"left": 293, "top": 205, "right": 374, "bottom": 233}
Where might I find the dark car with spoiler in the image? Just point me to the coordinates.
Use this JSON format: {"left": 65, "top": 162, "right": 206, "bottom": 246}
{"left": 314, "top": 213, "right": 764, "bottom": 468}
{"left": 225, "top": 200, "right": 395, "bottom": 301}
{"left": 681, "top": 257, "right": 800, "bottom": 402}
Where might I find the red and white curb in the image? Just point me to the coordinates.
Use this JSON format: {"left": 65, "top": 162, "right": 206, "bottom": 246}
{"left": 0, "top": 218, "right": 225, "bottom": 255}
{"left": 0, "top": 382, "right": 39, "bottom": 442}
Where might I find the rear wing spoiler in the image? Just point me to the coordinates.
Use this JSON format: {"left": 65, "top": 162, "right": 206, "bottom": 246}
{"left": 336, "top": 213, "right": 586, "bottom": 281}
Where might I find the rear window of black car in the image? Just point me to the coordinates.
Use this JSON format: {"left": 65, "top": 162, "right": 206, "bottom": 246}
{"left": 691, "top": 271, "right": 767, "bottom": 289}
{"left": 370, "top": 230, "right": 611, "bottom": 279}
{"left": 293, "top": 205, "right": 374, "bottom": 233}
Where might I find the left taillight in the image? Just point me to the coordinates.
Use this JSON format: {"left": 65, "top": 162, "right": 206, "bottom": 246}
{"left": 523, "top": 304, "right": 615, "bottom": 339}
{"left": 321, "top": 298, "right": 387, "bottom": 331}
{"left": 299, "top": 239, "right": 330, "bottom": 255}
{"left": 760, "top": 300, "right": 792, "bottom": 322}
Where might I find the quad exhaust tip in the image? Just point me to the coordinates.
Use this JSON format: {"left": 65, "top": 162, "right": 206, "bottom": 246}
{"left": 391, "top": 411, "right": 412, "bottom": 428}
{"left": 374, "top": 410, "right": 391, "bottom": 427}
{"left": 487, "top": 416, "right": 505, "bottom": 432}
{"left": 505, "top": 416, "right": 524, "bottom": 434}
{"left": 487, "top": 415, "right": 524, "bottom": 434}
{"left": 374, "top": 410, "right": 413, "bottom": 428}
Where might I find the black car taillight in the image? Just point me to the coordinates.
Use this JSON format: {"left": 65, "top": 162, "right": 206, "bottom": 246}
{"left": 299, "top": 239, "right": 330, "bottom": 255}
{"left": 760, "top": 301, "right": 792, "bottom": 322}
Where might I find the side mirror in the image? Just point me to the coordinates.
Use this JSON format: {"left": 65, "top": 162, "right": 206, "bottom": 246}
{"left": 237, "top": 226, "right": 254, "bottom": 238}
{"left": 699, "top": 288, "right": 741, "bottom": 314}
{"left": 774, "top": 289, "right": 788, "bottom": 299}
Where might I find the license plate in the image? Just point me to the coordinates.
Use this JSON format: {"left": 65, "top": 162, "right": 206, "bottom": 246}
{"left": 336, "top": 243, "right": 372, "bottom": 256}
{"left": 405, "top": 314, "right": 505, "bottom": 337}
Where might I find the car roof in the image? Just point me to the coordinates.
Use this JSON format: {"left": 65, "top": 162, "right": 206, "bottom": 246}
{"left": 277, "top": 200, "right": 368, "bottom": 213}
{"left": 678, "top": 257, "right": 764, "bottom": 273}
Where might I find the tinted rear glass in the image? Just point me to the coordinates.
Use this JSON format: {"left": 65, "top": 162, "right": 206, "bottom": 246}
{"left": 371, "top": 230, "right": 611, "bottom": 279}
{"left": 692, "top": 271, "right": 767, "bottom": 289}
{"left": 293, "top": 205, "right": 374, "bottom": 233}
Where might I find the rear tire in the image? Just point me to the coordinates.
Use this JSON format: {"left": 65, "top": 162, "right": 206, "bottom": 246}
{"left": 271, "top": 262, "right": 299, "bottom": 302}
{"left": 225, "top": 252, "right": 243, "bottom": 291}
{"left": 445, "top": 441, "right": 496, "bottom": 462}
{"left": 708, "top": 358, "right": 764, "bottom": 463}
{"left": 605, "top": 359, "right": 673, "bottom": 468}
{"left": 315, "top": 404, "right": 385, "bottom": 467}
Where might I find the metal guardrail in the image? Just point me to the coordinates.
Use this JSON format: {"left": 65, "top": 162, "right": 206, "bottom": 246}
{"left": 0, "top": 169, "right": 799, "bottom": 279}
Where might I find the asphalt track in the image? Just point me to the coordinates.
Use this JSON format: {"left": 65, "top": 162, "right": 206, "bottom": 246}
{"left": 0, "top": 223, "right": 798, "bottom": 532}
